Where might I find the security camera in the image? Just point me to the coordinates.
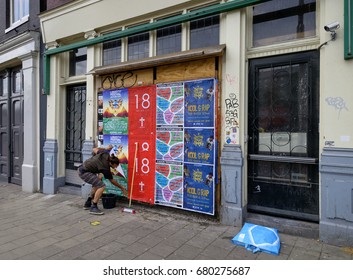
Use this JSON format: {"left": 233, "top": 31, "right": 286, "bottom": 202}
{"left": 324, "top": 21, "right": 340, "bottom": 32}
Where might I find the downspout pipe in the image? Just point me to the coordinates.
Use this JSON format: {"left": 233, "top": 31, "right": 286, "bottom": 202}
{"left": 43, "top": 0, "right": 269, "bottom": 94}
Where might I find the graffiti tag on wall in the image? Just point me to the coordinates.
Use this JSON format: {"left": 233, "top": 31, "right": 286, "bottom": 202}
{"left": 224, "top": 92, "right": 239, "bottom": 144}
{"left": 325, "top": 96, "right": 348, "bottom": 119}
{"left": 101, "top": 72, "right": 138, "bottom": 90}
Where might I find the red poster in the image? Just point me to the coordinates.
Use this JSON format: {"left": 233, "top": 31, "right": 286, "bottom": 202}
{"left": 128, "top": 85, "right": 156, "bottom": 136}
{"left": 128, "top": 136, "right": 156, "bottom": 204}
{"left": 128, "top": 85, "right": 156, "bottom": 204}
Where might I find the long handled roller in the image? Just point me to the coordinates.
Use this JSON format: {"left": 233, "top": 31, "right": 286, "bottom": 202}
{"left": 122, "top": 142, "right": 138, "bottom": 214}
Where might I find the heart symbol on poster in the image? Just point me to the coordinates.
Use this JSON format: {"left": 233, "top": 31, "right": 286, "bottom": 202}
{"left": 162, "top": 187, "right": 173, "bottom": 202}
{"left": 157, "top": 132, "right": 171, "bottom": 144}
{"left": 170, "top": 143, "right": 183, "bottom": 159}
{"left": 158, "top": 88, "right": 171, "bottom": 100}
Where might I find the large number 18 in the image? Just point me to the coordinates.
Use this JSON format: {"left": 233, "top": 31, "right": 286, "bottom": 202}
{"left": 135, "top": 93, "right": 150, "bottom": 109}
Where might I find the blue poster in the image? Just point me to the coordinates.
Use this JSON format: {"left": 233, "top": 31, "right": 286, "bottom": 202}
{"left": 184, "top": 128, "right": 214, "bottom": 164}
{"left": 184, "top": 79, "right": 215, "bottom": 128}
{"left": 183, "top": 163, "right": 214, "bottom": 215}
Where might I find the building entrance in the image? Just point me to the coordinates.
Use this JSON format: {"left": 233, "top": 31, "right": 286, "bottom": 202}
{"left": 247, "top": 51, "right": 319, "bottom": 221}
{"left": 0, "top": 68, "right": 24, "bottom": 185}
{"left": 65, "top": 84, "right": 86, "bottom": 186}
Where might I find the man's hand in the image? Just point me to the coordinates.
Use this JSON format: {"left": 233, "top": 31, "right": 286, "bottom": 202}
{"left": 120, "top": 187, "right": 128, "bottom": 197}
{"left": 109, "top": 178, "right": 128, "bottom": 197}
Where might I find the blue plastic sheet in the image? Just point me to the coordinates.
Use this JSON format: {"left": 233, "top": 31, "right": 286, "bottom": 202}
{"left": 231, "top": 223, "right": 280, "bottom": 255}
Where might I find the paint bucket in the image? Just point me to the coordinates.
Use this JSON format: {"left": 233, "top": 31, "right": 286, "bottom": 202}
{"left": 101, "top": 193, "right": 117, "bottom": 209}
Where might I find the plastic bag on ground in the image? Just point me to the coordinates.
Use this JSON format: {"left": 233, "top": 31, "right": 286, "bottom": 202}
{"left": 231, "top": 222, "right": 280, "bottom": 255}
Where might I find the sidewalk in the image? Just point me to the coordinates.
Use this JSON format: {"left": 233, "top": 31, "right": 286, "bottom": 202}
{"left": 0, "top": 183, "right": 352, "bottom": 260}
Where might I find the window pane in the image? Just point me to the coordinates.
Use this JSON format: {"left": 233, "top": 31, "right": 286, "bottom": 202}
{"left": 1, "top": 76, "right": 8, "bottom": 96}
{"left": 69, "top": 48, "right": 87, "bottom": 76}
{"left": 13, "top": 70, "right": 21, "bottom": 93}
{"left": 253, "top": 0, "right": 316, "bottom": 47}
{"left": 12, "top": 0, "right": 28, "bottom": 22}
{"left": 157, "top": 24, "right": 182, "bottom": 56}
{"left": 190, "top": 15, "right": 219, "bottom": 49}
{"left": 23, "top": 0, "right": 29, "bottom": 16}
{"left": 128, "top": 32, "right": 149, "bottom": 61}
{"left": 103, "top": 39, "right": 122, "bottom": 65}
{"left": 13, "top": 0, "right": 21, "bottom": 22}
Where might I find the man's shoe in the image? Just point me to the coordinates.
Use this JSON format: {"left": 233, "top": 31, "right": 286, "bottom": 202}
{"left": 83, "top": 197, "right": 92, "bottom": 210}
{"left": 89, "top": 205, "right": 104, "bottom": 215}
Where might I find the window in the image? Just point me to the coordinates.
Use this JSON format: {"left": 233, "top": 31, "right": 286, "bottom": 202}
{"left": 69, "top": 48, "right": 87, "bottom": 76}
{"left": 190, "top": 15, "right": 220, "bottom": 49}
{"left": 157, "top": 24, "right": 182, "bottom": 56}
{"left": 253, "top": 0, "right": 316, "bottom": 47}
{"left": 11, "top": 0, "right": 29, "bottom": 24}
{"left": 128, "top": 32, "right": 149, "bottom": 61}
{"left": 103, "top": 39, "right": 122, "bottom": 65}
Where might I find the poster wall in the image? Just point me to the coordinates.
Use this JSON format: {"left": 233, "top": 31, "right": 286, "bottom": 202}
{"left": 97, "top": 78, "right": 217, "bottom": 215}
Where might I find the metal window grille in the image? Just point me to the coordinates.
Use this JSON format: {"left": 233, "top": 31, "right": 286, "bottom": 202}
{"left": 65, "top": 85, "right": 86, "bottom": 169}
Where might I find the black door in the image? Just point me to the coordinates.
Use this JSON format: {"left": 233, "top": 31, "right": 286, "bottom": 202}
{"left": 0, "top": 69, "right": 24, "bottom": 185}
{"left": 65, "top": 84, "right": 86, "bottom": 186}
{"left": 248, "top": 51, "right": 319, "bottom": 222}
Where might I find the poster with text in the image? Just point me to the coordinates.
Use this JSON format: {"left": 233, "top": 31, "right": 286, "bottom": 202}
{"left": 156, "top": 83, "right": 184, "bottom": 126}
{"left": 184, "top": 128, "right": 214, "bottom": 164}
{"left": 183, "top": 163, "right": 214, "bottom": 215}
{"left": 128, "top": 85, "right": 156, "bottom": 136}
{"left": 156, "top": 127, "right": 184, "bottom": 162}
{"left": 102, "top": 134, "right": 128, "bottom": 196}
{"left": 97, "top": 93, "right": 104, "bottom": 147}
{"left": 128, "top": 135, "right": 156, "bottom": 204}
{"left": 184, "top": 79, "right": 215, "bottom": 128}
{"left": 103, "top": 88, "right": 129, "bottom": 135}
{"left": 155, "top": 162, "right": 183, "bottom": 208}
{"left": 128, "top": 86, "right": 157, "bottom": 204}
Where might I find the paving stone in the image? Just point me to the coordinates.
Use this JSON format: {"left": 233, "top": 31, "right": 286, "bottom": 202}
{"left": 0, "top": 184, "right": 353, "bottom": 261}
{"left": 148, "top": 243, "right": 176, "bottom": 258}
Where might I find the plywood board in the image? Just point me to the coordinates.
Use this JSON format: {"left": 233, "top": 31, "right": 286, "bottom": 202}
{"left": 99, "top": 68, "right": 154, "bottom": 91}
{"left": 156, "top": 57, "right": 216, "bottom": 83}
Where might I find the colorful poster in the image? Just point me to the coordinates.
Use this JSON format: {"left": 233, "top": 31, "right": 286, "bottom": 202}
{"left": 128, "top": 85, "right": 156, "bottom": 136}
{"left": 156, "top": 83, "right": 184, "bottom": 126}
{"left": 155, "top": 162, "right": 183, "bottom": 208}
{"left": 156, "top": 127, "right": 184, "bottom": 162}
{"left": 103, "top": 169, "right": 128, "bottom": 196}
{"left": 184, "top": 128, "right": 214, "bottom": 164}
{"left": 184, "top": 79, "right": 215, "bottom": 128}
{"left": 103, "top": 134, "right": 129, "bottom": 165}
{"left": 103, "top": 89, "right": 129, "bottom": 134}
{"left": 97, "top": 93, "right": 104, "bottom": 147}
{"left": 183, "top": 163, "right": 214, "bottom": 214}
{"left": 102, "top": 135, "right": 128, "bottom": 196}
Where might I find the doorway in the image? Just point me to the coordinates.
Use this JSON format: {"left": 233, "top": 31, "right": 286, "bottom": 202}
{"left": 65, "top": 84, "right": 86, "bottom": 186}
{"left": 0, "top": 68, "right": 24, "bottom": 185}
{"left": 247, "top": 51, "right": 319, "bottom": 221}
